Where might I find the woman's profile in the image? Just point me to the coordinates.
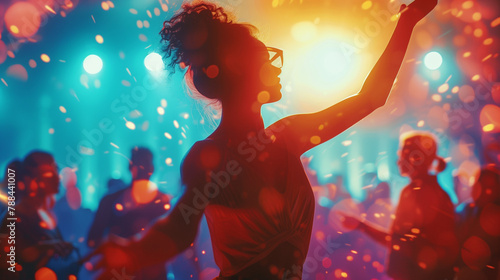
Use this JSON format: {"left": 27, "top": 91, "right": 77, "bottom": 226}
{"left": 342, "top": 132, "right": 458, "bottom": 280}
{"left": 86, "top": 1, "right": 438, "bottom": 279}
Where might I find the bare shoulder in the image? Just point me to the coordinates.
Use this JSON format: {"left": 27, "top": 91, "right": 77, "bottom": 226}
{"left": 180, "top": 140, "right": 226, "bottom": 185}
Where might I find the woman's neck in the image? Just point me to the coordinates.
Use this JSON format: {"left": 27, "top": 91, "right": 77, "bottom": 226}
{"left": 215, "top": 101, "right": 265, "bottom": 139}
{"left": 410, "top": 172, "right": 436, "bottom": 183}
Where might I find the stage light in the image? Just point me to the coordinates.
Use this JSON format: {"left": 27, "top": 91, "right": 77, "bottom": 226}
{"left": 83, "top": 55, "right": 103, "bottom": 74}
{"left": 144, "top": 52, "right": 164, "bottom": 72}
{"left": 295, "top": 38, "right": 358, "bottom": 93}
{"left": 291, "top": 21, "right": 317, "bottom": 42}
{"left": 424, "top": 51, "right": 442, "bottom": 70}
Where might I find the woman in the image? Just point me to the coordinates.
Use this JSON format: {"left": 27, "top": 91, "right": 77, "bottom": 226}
{"left": 343, "top": 132, "right": 458, "bottom": 280}
{"left": 88, "top": 1, "right": 437, "bottom": 279}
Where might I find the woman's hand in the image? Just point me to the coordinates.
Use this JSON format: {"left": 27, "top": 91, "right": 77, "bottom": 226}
{"left": 337, "top": 211, "right": 363, "bottom": 231}
{"left": 399, "top": 0, "right": 438, "bottom": 27}
{"left": 82, "top": 235, "right": 141, "bottom": 280}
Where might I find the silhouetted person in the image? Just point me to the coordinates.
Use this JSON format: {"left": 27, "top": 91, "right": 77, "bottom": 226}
{"left": 343, "top": 132, "right": 458, "bottom": 280}
{"left": 85, "top": 1, "right": 438, "bottom": 279}
{"left": 87, "top": 147, "right": 171, "bottom": 280}
{"left": 456, "top": 166, "right": 500, "bottom": 280}
{"left": 0, "top": 152, "right": 75, "bottom": 280}
{"left": 106, "top": 178, "right": 127, "bottom": 195}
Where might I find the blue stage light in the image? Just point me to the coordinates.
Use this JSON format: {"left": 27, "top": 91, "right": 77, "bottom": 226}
{"left": 83, "top": 54, "right": 103, "bottom": 74}
{"left": 424, "top": 51, "right": 442, "bottom": 70}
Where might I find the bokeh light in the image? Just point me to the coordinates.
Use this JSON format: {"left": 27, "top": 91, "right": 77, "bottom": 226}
{"left": 144, "top": 52, "right": 164, "bottom": 72}
{"left": 424, "top": 51, "right": 443, "bottom": 70}
{"left": 83, "top": 54, "right": 103, "bottom": 74}
{"left": 4, "top": 2, "right": 41, "bottom": 37}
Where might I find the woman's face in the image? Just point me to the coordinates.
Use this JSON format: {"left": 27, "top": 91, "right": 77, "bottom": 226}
{"left": 225, "top": 38, "right": 282, "bottom": 104}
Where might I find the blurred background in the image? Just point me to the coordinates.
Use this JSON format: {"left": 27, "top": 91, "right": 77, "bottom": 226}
{"left": 0, "top": 0, "right": 499, "bottom": 279}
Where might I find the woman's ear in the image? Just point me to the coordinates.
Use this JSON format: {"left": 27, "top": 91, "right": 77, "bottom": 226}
{"left": 192, "top": 66, "right": 221, "bottom": 99}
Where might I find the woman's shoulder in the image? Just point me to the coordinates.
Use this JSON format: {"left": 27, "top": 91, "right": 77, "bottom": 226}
{"left": 181, "top": 139, "right": 228, "bottom": 177}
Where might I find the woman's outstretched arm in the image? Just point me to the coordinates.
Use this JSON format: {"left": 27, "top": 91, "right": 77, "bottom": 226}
{"left": 270, "top": 0, "right": 437, "bottom": 156}
{"left": 83, "top": 142, "right": 212, "bottom": 280}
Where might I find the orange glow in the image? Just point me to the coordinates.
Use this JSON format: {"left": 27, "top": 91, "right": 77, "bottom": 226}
{"left": 483, "top": 124, "right": 495, "bottom": 132}
{"left": 5, "top": 2, "right": 41, "bottom": 37}
{"left": 96, "top": 35, "right": 104, "bottom": 44}
{"left": 0, "top": 193, "right": 7, "bottom": 203}
{"left": 361, "top": 1, "right": 372, "bottom": 10}
{"left": 101, "top": 1, "right": 109, "bottom": 10}
{"left": 164, "top": 204, "right": 171, "bottom": 210}
{"left": 472, "top": 12, "right": 481, "bottom": 21}
{"left": 492, "top": 17, "right": 500, "bottom": 27}
{"left": 462, "top": 1, "right": 474, "bottom": 9}
{"left": 310, "top": 135, "right": 321, "bottom": 145}
{"left": 473, "top": 28, "right": 483, "bottom": 38}
{"left": 41, "top": 54, "right": 51, "bottom": 63}
{"left": 132, "top": 180, "right": 158, "bottom": 204}
{"left": 115, "top": 203, "right": 123, "bottom": 211}
{"left": 438, "top": 83, "right": 449, "bottom": 93}
{"left": 257, "top": 91, "right": 270, "bottom": 103}
{"left": 431, "top": 94, "right": 442, "bottom": 102}
{"left": 45, "top": 5, "right": 57, "bottom": 14}
{"left": 35, "top": 267, "right": 57, "bottom": 280}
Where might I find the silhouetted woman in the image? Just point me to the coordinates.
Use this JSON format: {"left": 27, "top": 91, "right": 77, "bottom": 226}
{"left": 88, "top": 1, "right": 437, "bottom": 279}
{"left": 343, "top": 132, "right": 458, "bottom": 280}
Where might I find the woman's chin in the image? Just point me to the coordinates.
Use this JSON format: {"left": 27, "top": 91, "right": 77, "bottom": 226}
{"left": 268, "top": 90, "right": 282, "bottom": 103}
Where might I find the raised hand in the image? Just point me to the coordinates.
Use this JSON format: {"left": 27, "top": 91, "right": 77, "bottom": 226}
{"left": 81, "top": 235, "right": 140, "bottom": 280}
{"left": 400, "top": 0, "right": 438, "bottom": 26}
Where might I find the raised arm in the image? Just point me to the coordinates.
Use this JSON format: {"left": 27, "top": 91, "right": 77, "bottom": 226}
{"left": 85, "top": 142, "right": 211, "bottom": 279}
{"left": 270, "top": 0, "right": 437, "bottom": 156}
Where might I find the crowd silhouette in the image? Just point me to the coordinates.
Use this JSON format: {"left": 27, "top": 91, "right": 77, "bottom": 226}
{"left": 1, "top": 1, "right": 499, "bottom": 280}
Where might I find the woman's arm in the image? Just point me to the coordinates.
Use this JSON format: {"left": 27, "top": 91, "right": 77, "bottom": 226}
{"left": 84, "top": 142, "right": 212, "bottom": 279}
{"left": 342, "top": 214, "right": 391, "bottom": 247}
{"left": 269, "top": 0, "right": 437, "bottom": 156}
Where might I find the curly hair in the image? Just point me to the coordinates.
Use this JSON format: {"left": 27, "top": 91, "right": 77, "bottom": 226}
{"left": 160, "top": 2, "right": 233, "bottom": 71}
{"left": 159, "top": 1, "right": 259, "bottom": 104}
